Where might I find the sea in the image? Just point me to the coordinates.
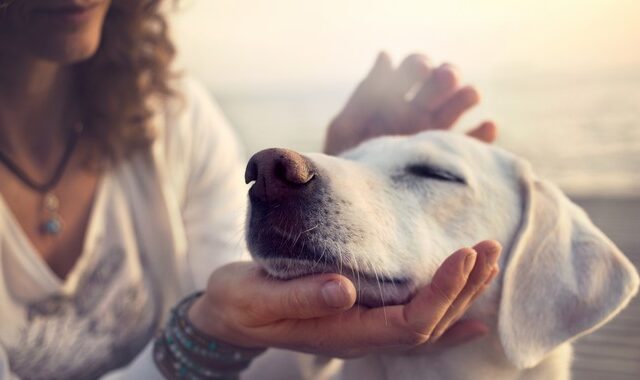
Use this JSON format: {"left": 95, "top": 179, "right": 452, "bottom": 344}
{"left": 210, "top": 67, "right": 640, "bottom": 197}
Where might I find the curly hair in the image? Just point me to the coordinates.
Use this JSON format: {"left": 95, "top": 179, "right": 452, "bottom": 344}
{"left": 80, "top": 0, "right": 177, "bottom": 162}
{"left": 1, "top": 0, "right": 177, "bottom": 162}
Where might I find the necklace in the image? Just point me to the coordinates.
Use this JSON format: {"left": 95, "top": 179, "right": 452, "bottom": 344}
{"left": 0, "top": 122, "right": 83, "bottom": 236}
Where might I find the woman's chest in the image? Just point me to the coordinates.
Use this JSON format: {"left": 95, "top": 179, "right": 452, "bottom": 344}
{"left": 0, "top": 182, "right": 164, "bottom": 379}
{"left": 0, "top": 242, "right": 161, "bottom": 380}
{"left": 0, "top": 163, "right": 101, "bottom": 280}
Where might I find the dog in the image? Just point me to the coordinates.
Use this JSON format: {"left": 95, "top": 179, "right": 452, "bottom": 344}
{"left": 243, "top": 131, "right": 639, "bottom": 380}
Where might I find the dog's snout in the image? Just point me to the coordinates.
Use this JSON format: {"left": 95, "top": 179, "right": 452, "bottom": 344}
{"left": 245, "top": 148, "right": 316, "bottom": 202}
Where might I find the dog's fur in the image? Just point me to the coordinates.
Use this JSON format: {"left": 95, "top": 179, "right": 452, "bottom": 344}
{"left": 244, "top": 131, "right": 640, "bottom": 380}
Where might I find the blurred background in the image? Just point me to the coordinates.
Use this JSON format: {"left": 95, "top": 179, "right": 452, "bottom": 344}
{"left": 171, "top": 1, "right": 640, "bottom": 378}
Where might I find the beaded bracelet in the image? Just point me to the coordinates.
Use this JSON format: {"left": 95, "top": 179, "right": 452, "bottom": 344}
{"left": 154, "top": 292, "right": 266, "bottom": 379}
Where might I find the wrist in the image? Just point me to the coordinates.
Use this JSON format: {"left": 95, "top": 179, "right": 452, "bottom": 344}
{"left": 187, "top": 292, "right": 266, "bottom": 350}
{"left": 187, "top": 295, "right": 217, "bottom": 335}
{"left": 154, "top": 292, "right": 266, "bottom": 379}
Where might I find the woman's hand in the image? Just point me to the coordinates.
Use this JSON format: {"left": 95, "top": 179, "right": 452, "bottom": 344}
{"left": 324, "top": 52, "right": 497, "bottom": 155}
{"left": 188, "top": 240, "right": 501, "bottom": 358}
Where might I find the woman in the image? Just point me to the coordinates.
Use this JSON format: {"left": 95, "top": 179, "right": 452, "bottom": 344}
{"left": 0, "top": 0, "right": 500, "bottom": 378}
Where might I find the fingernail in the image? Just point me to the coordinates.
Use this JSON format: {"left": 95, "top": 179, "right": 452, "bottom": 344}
{"left": 322, "top": 281, "right": 350, "bottom": 308}
{"left": 463, "top": 251, "right": 477, "bottom": 274}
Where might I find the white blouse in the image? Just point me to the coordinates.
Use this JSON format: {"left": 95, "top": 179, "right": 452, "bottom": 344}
{"left": 0, "top": 78, "right": 250, "bottom": 379}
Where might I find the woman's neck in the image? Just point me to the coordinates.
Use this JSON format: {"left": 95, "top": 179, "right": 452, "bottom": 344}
{"left": 0, "top": 53, "right": 77, "bottom": 163}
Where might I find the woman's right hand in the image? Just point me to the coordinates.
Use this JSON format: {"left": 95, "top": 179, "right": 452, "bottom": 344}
{"left": 324, "top": 52, "right": 497, "bottom": 156}
{"left": 188, "top": 240, "right": 501, "bottom": 358}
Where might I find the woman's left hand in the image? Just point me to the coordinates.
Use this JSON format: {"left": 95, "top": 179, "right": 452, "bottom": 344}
{"left": 188, "top": 241, "right": 501, "bottom": 358}
{"left": 325, "top": 52, "right": 497, "bottom": 155}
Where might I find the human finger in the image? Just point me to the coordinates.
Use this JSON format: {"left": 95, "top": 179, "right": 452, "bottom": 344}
{"left": 401, "top": 247, "right": 477, "bottom": 336}
{"left": 411, "top": 63, "right": 460, "bottom": 113}
{"left": 367, "top": 51, "right": 394, "bottom": 83}
{"left": 432, "top": 86, "right": 480, "bottom": 129}
{"left": 466, "top": 121, "right": 498, "bottom": 143}
{"left": 393, "top": 54, "right": 433, "bottom": 99}
{"left": 469, "top": 267, "right": 499, "bottom": 305}
{"left": 355, "top": 51, "right": 393, "bottom": 102}
{"left": 429, "top": 240, "right": 501, "bottom": 340}
{"left": 336, "top": 51, "right": 393, "bottom": 123}
{"left": 254, "top": 273, "right": 357, "bottom": 322}
{"left": 207, "top": 262, "right": 356, "bottom": 326}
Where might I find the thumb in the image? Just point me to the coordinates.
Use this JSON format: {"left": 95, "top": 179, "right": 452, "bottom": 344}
{"left": 258, "top": 273, "right": 357, "bottom": 321}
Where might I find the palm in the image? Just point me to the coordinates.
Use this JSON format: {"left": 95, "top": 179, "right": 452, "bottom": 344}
{"left": 325, "top": 53, "right": 496, "bottom": 155}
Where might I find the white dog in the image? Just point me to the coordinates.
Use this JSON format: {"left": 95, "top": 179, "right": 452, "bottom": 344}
{"left": 243, "top": 131, "right": 639, "bottom": 380}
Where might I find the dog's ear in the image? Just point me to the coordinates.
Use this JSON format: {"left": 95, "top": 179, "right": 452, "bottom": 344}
{"left": 498, "top": 162, "right": 639, "bottom": 369}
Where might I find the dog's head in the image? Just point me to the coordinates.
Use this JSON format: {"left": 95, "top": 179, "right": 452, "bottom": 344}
{"left": 245, "top": 131, "right": 639, "bottom": 368}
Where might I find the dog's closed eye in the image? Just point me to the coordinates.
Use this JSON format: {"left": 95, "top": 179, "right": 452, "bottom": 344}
{"left": 406, "top": 164, "right": 466, "bottom": 184}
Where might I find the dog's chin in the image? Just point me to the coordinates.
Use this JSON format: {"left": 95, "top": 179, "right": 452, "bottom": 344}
{"left": 254, "top": 257, "right": 416, "bottom": 308}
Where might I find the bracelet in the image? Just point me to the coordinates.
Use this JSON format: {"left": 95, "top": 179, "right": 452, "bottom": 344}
{"left": 154, "top": 292, "right": 266, "bottom": 379}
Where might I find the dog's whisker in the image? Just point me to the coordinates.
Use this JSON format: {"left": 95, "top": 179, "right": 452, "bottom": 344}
{"left": 372, "top": 267, "right": 388, "bottom": 325}
{"left": 349, "top": 260, "right": 358, "bottom": 302}
{"left": 338, "top": 246, "right": 344, "bottom": 278}
{"left": 299, "top": 239, "right": 307, "bottom": 260}
{"left": 299, "top": 223, "right": 319, "bottom": 249}
{"left": 292, "top": 229, "right": 303, "bottom": 247}
{"left": 311, "top": 243, "right": 327, "bottom": 271}
{"left": 355, "top": 259, "right": 362, "bottom": 304}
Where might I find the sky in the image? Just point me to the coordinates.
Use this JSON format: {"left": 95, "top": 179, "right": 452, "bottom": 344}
{"left": 171, "top": 0, "right": 640, "bottom": 91}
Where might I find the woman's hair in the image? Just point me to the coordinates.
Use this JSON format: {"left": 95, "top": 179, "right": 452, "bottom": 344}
{"left": 0, "top": 0, "right": 177, "bottom": 162}
{"left": 80, "top": 0, "right": 177, "bottom": 162}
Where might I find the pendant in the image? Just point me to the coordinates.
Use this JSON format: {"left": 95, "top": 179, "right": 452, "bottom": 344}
{"left": 41, "top": 216, "right": 63, "bottom": 235}
{"left": 41, "top": 193, "right": 63, "bottom": 236}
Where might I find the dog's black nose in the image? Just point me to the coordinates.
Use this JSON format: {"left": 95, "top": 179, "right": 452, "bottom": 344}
{"left": 245, "top": 148, "right": 316, "bottom": 202}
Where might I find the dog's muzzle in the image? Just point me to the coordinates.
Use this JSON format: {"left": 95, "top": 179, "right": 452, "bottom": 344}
{"left": 244, "top": 147, "right": 328, "bottom": 262}
{"left": 244, "top": 148, "right": 415, "bottom": 307}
